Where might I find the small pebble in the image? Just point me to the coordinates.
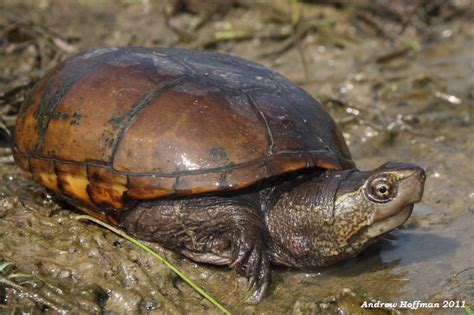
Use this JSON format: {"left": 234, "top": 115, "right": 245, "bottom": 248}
{"left": 67, "top": 247, "right": 76, "bottom": 254}
{"left": 128, "top": 250, "right": 140, "bottom": 262}
{"left": 87, "top": 248, "right": 100, "bottom": 258}
{"left": 58, "top": 269, "right": 71, "bottom": 279}
{"left": 319, "top": 302, "right": 329, "bottom": 309}
{"left": 341, "top": 287, "right": 352, "bottom": 294}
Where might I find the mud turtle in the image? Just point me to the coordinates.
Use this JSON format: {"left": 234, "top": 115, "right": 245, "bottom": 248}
{"left": 12, "top": 47, "right": 425, "bottom": 301}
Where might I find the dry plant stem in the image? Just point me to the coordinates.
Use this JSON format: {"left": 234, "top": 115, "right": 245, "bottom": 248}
{"left": 76, "top": 215, "right": 231, "bottom": 315}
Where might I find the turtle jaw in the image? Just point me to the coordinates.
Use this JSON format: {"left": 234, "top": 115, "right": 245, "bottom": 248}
{"left": 365, "top": 205, "right": 413, "bottom": 238}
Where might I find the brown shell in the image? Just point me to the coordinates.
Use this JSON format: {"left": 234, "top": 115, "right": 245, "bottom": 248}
{"left": 13, "top": 47, "right": 354, "bottom": 224}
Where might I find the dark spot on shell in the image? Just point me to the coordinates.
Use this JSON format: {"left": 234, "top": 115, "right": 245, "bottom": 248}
{"left": 107, "top": 138, "right": 115, "bottom": 149}
{"left": 281, "top": 118, "right": 295, "bottom": 129}
{"left": 108, "top": 116, "right": 123, "bottom": 128}
{"left": 209, "top": 147, "right": 227, "bottom": 161}
{"left": 218, "top": 172, "right": 228, "bottom": 188}
{"left": 90, "top": 173, "right": 102, "bottom": 182}
{"left": 69, "top": 113, "right": 82, "bottom": 126}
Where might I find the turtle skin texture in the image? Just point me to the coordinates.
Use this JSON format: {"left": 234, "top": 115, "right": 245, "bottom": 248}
{"left": 12, "top": 47, "right": 356, "bottom": 301}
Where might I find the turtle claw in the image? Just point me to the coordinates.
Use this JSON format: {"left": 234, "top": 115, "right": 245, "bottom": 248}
{"left": 229, "top": 233, "right": 270, "bottom": 302}
{"left": 250, "top": 276, "right": 269, "bottom": 303}
{"left": 247, "top": 255, "right": 270, "bottom": 303}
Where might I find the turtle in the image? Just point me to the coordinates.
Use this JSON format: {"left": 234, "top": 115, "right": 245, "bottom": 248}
{"left": 12, "top": 47, "right": 426, "bottom": 301}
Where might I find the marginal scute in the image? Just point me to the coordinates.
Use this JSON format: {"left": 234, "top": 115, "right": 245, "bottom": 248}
{"left": 12, "top": 153, "right": 29, "bottom": 173}
{"left": 87, "top": 166, "right": 128, "bottom": 209}
{"left": 55, "top": 162, "right": 94, "bottom": 208}
{"left": 265, "top": 153, "right": 314, "bottom": 176}
{"left": 224, "top": 162, "right": 268, "bottom": 190}
{"left": 29, "top": 157, "right": 58, "bottom": 191}
{"left": 175, "top": 172, "right": 225, "bottom": 194}
{"left": 127, "top": 175, "right": 176, "bottom": 199}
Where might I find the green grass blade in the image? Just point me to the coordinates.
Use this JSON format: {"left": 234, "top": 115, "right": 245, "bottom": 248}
{"left": 76, "top": 215, "right": 231, "bottom": 315}
{"left": 0, "top": 262, "right": 14, "bottom": 273}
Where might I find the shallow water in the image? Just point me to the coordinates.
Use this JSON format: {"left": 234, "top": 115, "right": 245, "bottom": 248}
{"left": 0, "top": 1, "right": 473, "bottom": 314}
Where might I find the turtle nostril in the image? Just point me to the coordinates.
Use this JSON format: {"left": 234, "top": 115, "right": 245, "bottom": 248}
{"left": 417, "top": 168, "right": 426, "bottom": 182}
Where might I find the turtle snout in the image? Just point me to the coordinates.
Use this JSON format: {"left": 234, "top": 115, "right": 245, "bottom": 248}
{"left": 413, "top": 167, "right": 426, "bottom": 203}
{"left": 415, "top": 167, "right": 426, "bottom": 183}
{"left": 402, "top": 169, "right": 425, "bottom": 204}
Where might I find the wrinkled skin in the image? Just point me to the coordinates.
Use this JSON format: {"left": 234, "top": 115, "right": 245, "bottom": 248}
{"left": 121, "top": 162, "right": 425, "bottom": 301}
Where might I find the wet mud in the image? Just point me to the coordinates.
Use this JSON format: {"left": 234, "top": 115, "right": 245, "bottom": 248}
{"left": 0, "top": 1, "right": 473, "bottom": 314}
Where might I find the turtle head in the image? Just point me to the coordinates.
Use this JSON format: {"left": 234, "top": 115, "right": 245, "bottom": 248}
{"left": 328, "top": 162, "right": 426, "bottom": 261}
{"left": 267, "top": 162, "right": 426, "bottom": 268}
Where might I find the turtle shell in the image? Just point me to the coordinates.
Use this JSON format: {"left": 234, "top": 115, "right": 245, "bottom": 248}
{"left": 13, "top": 47, "right": 354, "bottom": 223}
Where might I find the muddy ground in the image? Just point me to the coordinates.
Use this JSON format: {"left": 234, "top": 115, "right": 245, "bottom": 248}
{"left": 0, "top": 0, "right": 473, "bottom": 314}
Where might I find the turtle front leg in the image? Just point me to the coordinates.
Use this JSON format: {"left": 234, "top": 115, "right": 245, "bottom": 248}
{"left": 120, "top": 196, "right": 271, "bottom": 301}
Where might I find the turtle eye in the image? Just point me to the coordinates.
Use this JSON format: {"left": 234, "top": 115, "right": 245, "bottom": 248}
{"left": 367, "top": 177, "right": 396, "bottom": 202}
